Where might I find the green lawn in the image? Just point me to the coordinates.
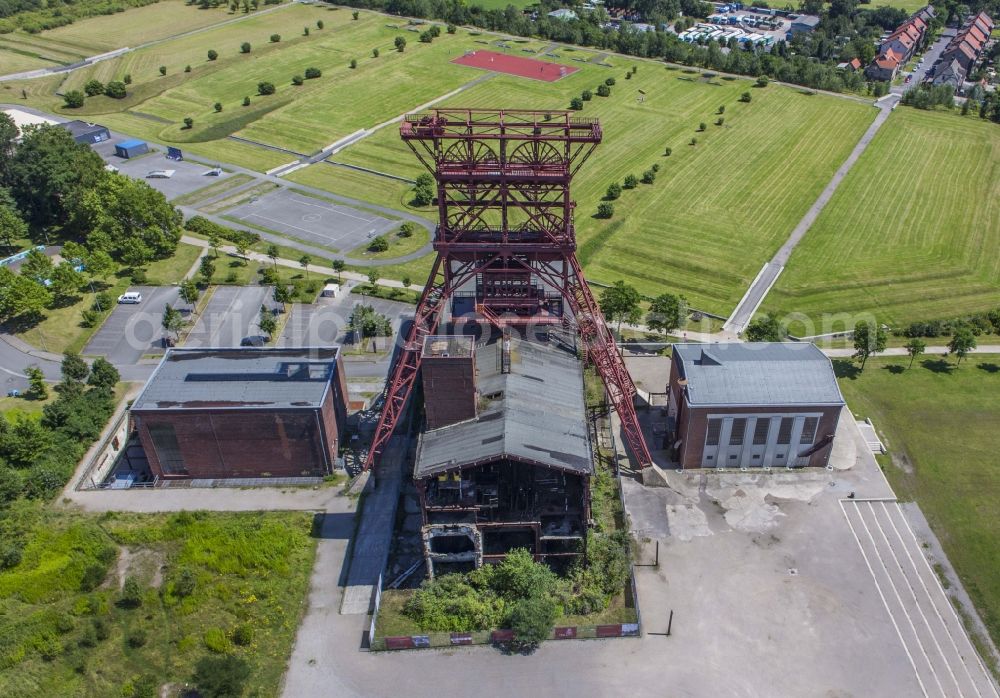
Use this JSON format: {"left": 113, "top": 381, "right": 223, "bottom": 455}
{"left": 837, "top": 355, "right": 1000, "bottom": 656}
{"left": 0, "top": 506, "right": 317, "bottom": 697}
{"left": 0, "top": 46, "right": 58, "bottom": 73}
{"left": 767, "top": 109, "right": 1000, "bottom": 329}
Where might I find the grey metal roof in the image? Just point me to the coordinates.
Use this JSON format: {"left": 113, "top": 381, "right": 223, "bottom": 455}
{"left": 673, "top": 342, "right": 845, "bottom": 407}
{"left": 414, "top": 338, "right": 593, "bottom": 478}
{"left": 62, "top": 120, "right": 108, "bottom": 136}
{"left": 132, "top": 347, "right": 340, "bottom": 411}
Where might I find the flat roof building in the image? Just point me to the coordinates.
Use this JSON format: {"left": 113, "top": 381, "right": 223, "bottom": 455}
{"left": 131, "top": 347, "right": 348, "bottom": 480}
{"left": 61, "top": 120, "right": 111, "bottom": 145}
{"left": 667, "top": 342, "right": 844, "bottom": 469}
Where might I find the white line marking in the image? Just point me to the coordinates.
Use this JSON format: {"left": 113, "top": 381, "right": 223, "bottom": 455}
{"left": 840, "top": 500, "right": 929, "bottom": 698}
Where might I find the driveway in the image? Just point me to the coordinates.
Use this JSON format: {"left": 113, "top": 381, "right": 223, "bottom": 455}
{"left": 183, "top": 285, "right": 271, "bottom": 348}
{"left": 895, "top": 28, "right": 958, "bottom": 93}
{"left": 83, "top": 286, "right": 180, "bottom": 363}
{"left": 278, "top": 301, "right": 343, "bottom": 347}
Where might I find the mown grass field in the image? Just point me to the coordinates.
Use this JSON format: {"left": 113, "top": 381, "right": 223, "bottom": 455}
{"left": 0, "top": 46, "right": 57, "bottom": 73}
{"left": 0, "top": 506, "right": 317, "bottom": 697}
{"left": 766, "top": 109, "right": 1000, "bottom": 329}
{"left": 837, "top": 355, "right": 1000, "bottom": 657}
{"left": 339, "top": 61, "right": 875, "bottom": 313}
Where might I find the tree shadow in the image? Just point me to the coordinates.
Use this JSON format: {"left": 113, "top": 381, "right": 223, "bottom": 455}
{"left": 920, "top": 358, "right": 954, "bottom": 374}
{"left": 976, "top": 362, "right": 1000, "bottom": 373}
{"left": 832, "top": 359, "right": 861, "bottom": 380}
{"left": 883, "top": 364, "right": 906, "bottom": 374}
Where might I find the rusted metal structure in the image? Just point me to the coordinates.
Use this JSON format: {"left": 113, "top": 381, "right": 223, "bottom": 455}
{"left": 364, "top": 108, "right": 652, "bottom": 470}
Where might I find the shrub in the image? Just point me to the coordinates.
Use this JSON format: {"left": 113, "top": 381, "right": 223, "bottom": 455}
{"left": 596, "top": 84, "right": 610, "bottom": 97}
{"left": 173, "top": 568, "right": 196, "bottom": 597}
{"left": 214, "top": 102, "right": 223, "bottom": 112}
{"left": 270, "top": 33, "right": 280, "bottom": 42}
{"left": 740, "top": 91, "right": 752, "bottom": 102}
{"left": 597, "top": 202, "right": 614, "bottom": 218}
{"left": 105, "top": 81, "right": 126, "bottom": 99}
{"left": 509, "top": 594, "right": 557, "bottom": 651}
{"left": 447, "top": 23, "right": 456, "bottom": 33}
{"left": 756, "top": 75, "right": 769, "bottom": 87}
{"left": 623, "top": 174, "right": 638, "bottom": 189}
{"left": 93, "top": 618, "right": 110, "bottom": 641}
{"left": 690, "top": 137, "right": 697, "bottom": 146}
{"left": 304, "top": 67, "right": 321, "bottom": 79}
{"left": 123, "top": 73, "right": 132, "bottom": 84}
{"left": 193, "top": 656, "right": 251, "bottom": 698}
{"left": 698, "top": 122, "right": 706, "bottom": 131}
{"left": 372, "top": 47, "right": 379, "bottom": 58}
{"left": 316, "top": 19, "right": 323, "bottom": 29}
{"left": 129, "top": 675, "right": 158, "bottom": 698}
{"left": 183, "top": 117, "right": 194, "bottom": 129}
{"left": 664, "top": 146, "right": 672, "bottom": 156}
{"left": 569, "top": 97, "right": 583, "bottom": 110}
{"left": 119, "top": 576, "right": 143, "bottom": 609}
{"left": 352, "top": 9, "right": 359, "bottom": 18}
{"left": 398, "top": 222, "right": 415, "bottom": 237}
{"left": 242, "top": 96, "right": 250, "bottom": 106}
{"left": 207, "top": 49, "right": 218, "bottom": 61}
{"left": 303, "top": 26, "right": 309, "bottom": 36}
{"left": 231, "top": 623, "right": 254, "bottom": 646}
{"left": 292, "top": 75, "right": 303, "bottom": 86}
{"left": 257, "top": 81, "right": 275, "bottom": 95}
{"left": 581, "top": 89, "right": 593, "bottom": 101}
{"left": 158, "top": 66, "right": 166, "bottom": 76}
{"left": 716, "top": 117, "right": 725, "bottom": 126}
{"left": 79, "top": 563, "right": 106, "bottom": 591}
{"left": 63, "top": 90, "right": 85, "bottom": 108}
{"left": 83, "top": 79, "right": 104, "bottom": 96}
{"left": 651, "top": 163, "right": 660, "bottom": 172}
{"left": 641, "top": 169, "right": 656, "bottom": 184}
{"left": 605, "top": 182, "right": 621, "bottom": 200}
{"left": 130, "top": 268, "right": 147, "bottom": 284}
{"left": 349, "top": 58, "right": 357, "bottom": 69}
{"left": 605, "top": 77, "right": 616, "bottom": 86}
{"left": 78, "top": 624, "right": 99, "bottom": 648}
{"left": 204, "top": 627, "right": 231, "bottom": 653}
{"left": 184, "top": 65, "right": 191, "bottom": 73}
{"left": 368, "top": 235, "right": 389, "bottom": 252}
{"left": 718, "top": 105, "right": 726, "bottom": 114}
{"left": 240, "top": 42, "right": 251, "bottom": 53}
{"left": 419, "top": 30, "right": 432, "bottom": 43}
{"left": 126, "top": 628, "right": 147, "bottom": 648}
{"left": 395, "top": 36, "right": 406, "bottom": 52}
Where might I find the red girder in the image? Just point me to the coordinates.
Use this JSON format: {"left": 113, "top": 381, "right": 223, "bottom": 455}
{"left": 362, "top": 110, "right": 652, "bottom": 471}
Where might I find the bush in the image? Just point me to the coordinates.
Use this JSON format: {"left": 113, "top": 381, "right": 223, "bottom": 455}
{"left": 398, "top": 221, "right": 415, "bottom": 237}
{"left": 596, "top": 84, "right": 610, "bottom": 97}
{"left": 349, "top": 58, "right": 357, "bottom": 69}
{"left": 240, "top": 42, "right": 251, "bottom": 53}
{"left": 641, "top": 169, "right": 656, "bottom": 184}
{"left": 207, "top": 49, "right": 218, "bottom": 61}
{"left": 184, "top": 65, "right": 191, "bottom": 73}
{"left": 395, "top": 36, "right": 406, "bottom": 52}
{"left": 231, "top": 623, "right": 254, "bottom": 646}
{"left": 597, "top": 202, "right": 614, "bottom": 218}
{"left": 242, "top": 96, "right": 250, "bottom": 106}
{"left": 419, "top": 30, "right": 432, "bottom": 43}
{"left": 126, "top": 628, "right": 147, "bottom": 648}
{"left": 316, "top": 19, "right": 323, "bottom": 29}
{"left": 63, "top": 90, "right": 85, "bottom": 108}
{"left": 204, "top": 627, "right": 231, "bottom": 653}
{"left": 183, "top": 117, "right": 194, "bottom": 129}
{"left": 623, "top": 174, "right": 638, "bottom": 189}
{"left": 755, "top": 75, "right": 769, "bottom": 87}
{"left": 105, "top": 81, "right": 126, "bottom": 99}
{"left": 173, "top": 567, "right": 196, "bottom": 597}
{"left": 79, "top": 563, "right": 106, "bottom": 591}
{"left": 372, "top": 47, "right": 379, "bottom": 58}
{"left": 605, "top": 182, "right": 621, "bottom": 200}
{"left": 698, "top": 122, "right": 706, "bottom": 131}
{"left": 447, "top": 23, "right": 456, "bottom": 33}
{"left": 83, "top": 79, "right": 104, "bottom": 96}
{"left": 193, "top": 655, "right": 251, "bottom": 698}
{"left": 581, "top": 89, "right": 593, "bottom": 101}
{"left": 123, "top": 73, "right": 132, "bottom": 84}
{"left": 158, "top": 66, "right": 166, "bottom": 76}
{"left": 214, "top": 102, "right": 223, "bottom": 112}
{"left": 569, "top": 97, "right": 584, "bottom": 110}
{"left": 690, "top": 137, "right": 697, "bottom": 146}
{"left": 80, "top": 309, "right": 100, "bottom": 327}
{"left": 664, "top": 146, "right": 672, "bottom": 156}
{"left": 119, "top": 576, "right": 143, "bottom": 609}
{"left": 303, "top": 26, "right": 309, "bottom": 36}
{"left": 368, "top": 235, "right": 389, "bottom": 252}
{"left": 257, "top": 81, "right": 275, "bottom": 95}
{"left": 509, "top": 594, "right": 557, "bottom": 651}
{"left": 740, "top": 91, "right": 752, "bottom": 103}
{"left": 605, "top": 77, "right": 616, "bottom": 86}
{"left": 304, "top": 66, "right": 321, "bottom": 79}
{"left": 292, "top": 75, "right": 303, "bottom": 86}
{"left": 130, "top": 268, "right": 147, "bottom": 284}
{"left": 716, "top": 117, "right": 724, "bottom": 126}
{"left": 269, "top": 33, "right": 280, "bottom": 42}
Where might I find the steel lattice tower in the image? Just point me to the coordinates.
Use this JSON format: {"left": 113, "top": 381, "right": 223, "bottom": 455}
{"left": 363, "top": 109, "right": 652, "bottom": 470}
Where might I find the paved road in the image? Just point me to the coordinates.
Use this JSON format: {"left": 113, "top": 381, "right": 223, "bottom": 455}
{"left": 83, "top": 286, "right": 180, "bottom": 363}
{"left": 183, "top": 285, "right": 271, "bottom": 348}
{"left": 842, "top": 499, "right": 1000, "bottom": 698}
{"left": 724, "top": 95, "right": 900, "bottom": 333}
{"left": 893, "top": 28, "right": 958, "bottom": 95}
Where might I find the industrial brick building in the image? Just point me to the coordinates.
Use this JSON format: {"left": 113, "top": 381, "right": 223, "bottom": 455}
{"left": 131, "top": 347, "right": 348, "bottom": 480}
{"left": 414, "top": 334, "right": 593, "bottom": 577}
{"left": 667, "top": 343, "right": 844, "bottom": 469}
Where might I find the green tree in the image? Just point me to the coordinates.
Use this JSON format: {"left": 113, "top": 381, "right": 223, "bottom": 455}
{"left": 664, "top": 146, "right": 672, "bottom": 156}
{"left": 402, "top": 276, "right": 411, "bottom": 290}
{"left": 412, "top": 173, "right": 434, "bottom": 206}
{"left": 740, "top": 91, "right": 752, "bottom": 103}
{"left": 905, "top": 338, "right": 925, "bottom": 369}
{"left": 266, "top": 244, "right": 279, "bottom": 269}
{"left": 349, "top": 303, "right": 392, "bottom": 339}
{"left": 570, "top": 97, "right": 584, "bottom": 110}
{"left": 207, "top": 49, "right": 218, "bottom": 61}
{"left": 78, "top": 175, "right": 181, "bottom": 261}
{"left": 83, "top": 79, "right": 104, "bottom": 97}
{"left": 21, "top": 249, "right": 53, "bottom": 282}
{"left": 6, "top": 415, "right": 50, "bottom": 465}
{"left": 372, "top": 47, "right": 380, "bottom": 58}
{"left": 233, "top": 235, "right": 249, "bottom": 265}
{"left": 161, "top": 304, "right": 184, "bottom": 340}
{"left": 272, "top": 283, "right": 292, "bottom": 311}
{"left": 193, "top": 655, "right": 251, "bottom": 698}
{"left": 88, "top": 357, "right": 119, "bottom": 390}
{"left": 242, "top": 96, "right": 251, "bottom": 107}
{"left": 352, "top": 9, "right": 359, "bottom": 18}
{"left": 331, "top": 259, "right": 345, "bottom": 282}
{"left": 50, "top": 262, "right": 84, "bottom": 304}
{"left": 0, "top": 111, "right": 18, "bottom": 175}
{"left": 257, "top": 81, "right": 275, "bottom": 95}
{"left": 853, "top": 320, "right": 887, "bottom": 371}
{"left": 240, "top": 42, "right": 251, "bottom": 54}
{"left": 509, "top": 593, "right": 557, "bottom": 651}
{"left": 214, "top": 102, "right": 223, "bottom": 112}
{"left": 599, "top": 280, "right": 641, "bottom": 335}
{"left": 304, "top": 67, "right": 321, "bottom": 79}
{"left": 596, "top": 84, "right": 611, "bottom": 97}
{"left": 158, "top": 66, "right": 167, "bottom": 76}
{"left": 258, "top": 305, "right": 277, "bottom": 338}
{"left": 987, "top": 308, "right": 1000, "bottom": 335}
{"left": 948, "top": 329, "right": 976, "bottom": 365}
{"left": 198, "top": 255, "right": 215, "bottom": 285}
{"left": 596, "top": 202, "right": 614, "bottom": 218}
{"left": 0, "top": 204, "right": 28, "bottom": 254}
{"left": 368, "top": 235, "right": 389, "bottom": 252}
{"left": 85, "top": 250, "right": 115, "bottom": 283}
{"left": 647, "top": 293, "right": 686, "bottom": 336}
{"left": 270, "top": 33, "right": 281, "bottom": 42}
{"left": 744, "top": 315, "right": 784, "bottom": 342}
{"left": 63, "top": 90, "right": 85, "bottom": 108}
{"left": 756, "top": 75, "right": 769, "bottom": 87}
{"left": 623, "top": 174, "right": 638, "bottom": 189}
{"left": 316, "top": 19, "right": 324, "bottom": 29}
{"left": 179, "top": 279, "right": 200, "bottom": 308}
{"left": 119, "top": 576, "right": 143, "bottom": 608}
{"left": 605, "top": 183, "right": 621, "bottom": 200}
{"left": 581, "top": 89, "right": 593, "bottom": 101}
{"left": 299, "top": 254, "right": 312, "bottom": 278}
{"left": 367, "top": 268, "right": 379, "bottom": 290}
{"left": 61, "top": 352, "right": 89, "bottom": 384}
{"left": 292, "top": 75, "right": 304, "bottom": 86}
{"left": 395, "top": 36, "right": 406, "bottom": 52}
{"left": 105, "top": 81, "right": 126, "bottom": 99}
{"left": 398, "top": 222, "right": 414, "bottom": 237}
{"left": 349, "top": 58, "right": 357, "bottom": 69}
{"left": 641, "top": 169, "right": 656, "bottom": 184}
{"left": 183, "top": 117, "right": 194, "bottom": 129}
{"left": 0, "top": 269, "right": 51, "bottom": 321}
{"left": 26, "top": 365, "right": 47, "bottom": 400}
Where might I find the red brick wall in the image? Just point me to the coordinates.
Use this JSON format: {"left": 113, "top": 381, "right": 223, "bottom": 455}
{"left": 135, "top": 408, "right": 332, "bottom": 479}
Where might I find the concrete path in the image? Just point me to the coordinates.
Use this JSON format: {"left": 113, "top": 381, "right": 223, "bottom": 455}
{"left": 823, "top": 345, "right": 1000, "bottom": 358}
{"left": 724, "top": 95, "right": 900, "bottom": 334}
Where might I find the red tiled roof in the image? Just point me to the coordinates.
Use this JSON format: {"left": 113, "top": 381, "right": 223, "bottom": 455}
{"left": 887, "top": 30, "right": 916, "bottom": 48}
{"left": 875, "top": 49, "right": 902, "bottom": 69}
{"left": 850, "top": 57, "right": 862, "bottom": 70}
{"left": 965, "top": 25, "right": 988, "bottom": 44}
{"left": 974, "top": 11, "right": 993, "bottom": 29}
{"left": 911, "top": 16, "right": 926, "bottom": 31}
{"left": 944, "top": 41, "right": 977, "bottom": 62}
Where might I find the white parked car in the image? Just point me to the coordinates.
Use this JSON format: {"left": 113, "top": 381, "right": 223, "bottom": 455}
{"left": 117, "top": 292, "right": 143, "bottom": 304}
{"left": 146, "top": 169, "right": 175, "bottom": 179}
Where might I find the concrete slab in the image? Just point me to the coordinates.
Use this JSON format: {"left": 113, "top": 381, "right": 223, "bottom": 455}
{"left": 227, "top": 189, "right": 397, "bottom": 253}
{"left": 92, "top": 140, "right": 233, "bottom": 201}
{"left": 183, "top": 285, "right": 271, "bottom": 348}
{"left": 83, "top": 286, "right": 180, "bottom": 363}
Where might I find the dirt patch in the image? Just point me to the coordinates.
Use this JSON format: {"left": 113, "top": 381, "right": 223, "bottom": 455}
{"left": 890, "top": 451, "right": 914, "bottom": 475}
{"left": 105, "top": 546, "right": 167, "bottom": 589}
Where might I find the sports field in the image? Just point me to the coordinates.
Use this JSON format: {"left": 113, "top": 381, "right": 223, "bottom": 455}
{"left": 766, "top": 109, "right": 1000, "bottom": 328}
{"left": 838, "top": 356, "right": 1000, "bottom": 657}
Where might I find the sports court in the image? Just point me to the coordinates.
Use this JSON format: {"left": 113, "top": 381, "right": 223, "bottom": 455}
{"left": 452, "top": 49, "right": 578, "bottom": 82}
{"left": 226, "top": 189, "right": 398, "bottom": 252}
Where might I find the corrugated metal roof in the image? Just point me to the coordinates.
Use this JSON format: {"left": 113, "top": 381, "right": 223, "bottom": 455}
{"left": 132, "top": 347, "right": 340, "bottom": 411}
{"left": 414, "top": 338, "right": 592, "bottom": 478}
{"left": 674, "top": 342, "right": 845, "bottom": 407}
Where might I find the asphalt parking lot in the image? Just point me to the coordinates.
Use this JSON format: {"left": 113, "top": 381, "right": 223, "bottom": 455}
{"left": 83, "top": 286, "right": 180, "bottom": 363}
{"left": 183, "top": 285, "right": 271, "bottom": 348}
{"left": 278, "top": 301, "right": 342, "bottom": 347}
{"left": 227, "top": 189, "right": 398, "bottom": 253}
{"left": 91, "top": 140, "right": 232, "bottom": 201}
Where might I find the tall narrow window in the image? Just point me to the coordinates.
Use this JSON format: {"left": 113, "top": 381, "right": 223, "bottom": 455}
{"left": 706, "top": 418, "right": 722, "bottom": 446}
{"left": 729, "top": 418, "right": 747, "bottom": 446}
{"left": 752, "top": 418, "right": 770, "bottom": 445}
{"left": 777, "top": 417, "right": 794, "bottom": 445}
{"left": 800, "top": 417, "right": 818, "bottom": 445}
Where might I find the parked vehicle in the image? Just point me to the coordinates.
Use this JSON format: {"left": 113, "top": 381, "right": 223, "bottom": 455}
{"left": 117, "top": 292, "right": 143, "bottom": 304}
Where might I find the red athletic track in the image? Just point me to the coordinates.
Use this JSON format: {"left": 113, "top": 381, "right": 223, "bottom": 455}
{"left": 451, "top": 49, "right": 578, "bottom": 82}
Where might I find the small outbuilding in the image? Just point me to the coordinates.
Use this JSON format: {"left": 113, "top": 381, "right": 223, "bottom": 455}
{"left": 666, "top": 342, "right": 844, "bottom": 469}
{"left": 62, "top": 120, "right": 111, "bottom": 145}
{"left": 115, "top": 138, "right": 149, "bottom": 159}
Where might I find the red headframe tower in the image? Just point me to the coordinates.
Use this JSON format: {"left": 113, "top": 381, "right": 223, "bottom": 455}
{"left": 363, "top": 109, "right": 652, "bottom": 470}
